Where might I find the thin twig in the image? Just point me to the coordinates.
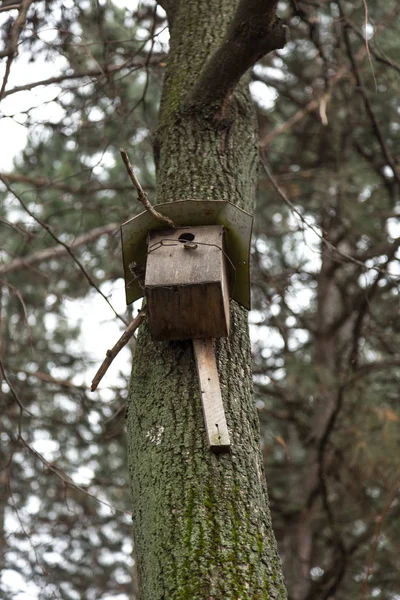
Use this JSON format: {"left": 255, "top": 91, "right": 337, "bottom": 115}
{"left": 361, "top": 0, "right": 378, "bottom": 90}
{"left": 338, "top": 1, "right": 400, "bottom": 186}
{"left": 0, "top": 0, "right": 35, "bottom": 100}
{"left": 259, "top": 45, "right": 368, "bottom": 148}
{"left": 17, "top": 369, "right": 87, "bottom": 390}
{"left": 0, "top": 176, "right": 128, "bottom": 325}
{"left": 0, "top": 356, "right": 34, "bottom": 424}
{"left": 360, "top": 475, "right": 400, "bottom": 600}
{"left": 91, "top": 310, "right": 146, "bottom": 391}
{"left": 2, "top": 54, "right": 165, "bottom": 98}
{"left": 0, "top": 170, "right": 140, "bottom": 193}
{"left": 0, "top": 278, "right": 32, "bottom": 347}
{"left": 0, "top": 222, "right": 118, "bottom": 276}
{"left": 18, "top": 435, "right": 131, "bottom": 516}
{"left": 260, "top": 153, "right": 399, "bottom": 277}
{"left": 119, "top": 148, "right": 176, "bottom": 228}
{"left": 341, "top": 16, "right": 400, "bottom": 75}
{"left": 8, "top": 482, "right": 50, "bottom": 578}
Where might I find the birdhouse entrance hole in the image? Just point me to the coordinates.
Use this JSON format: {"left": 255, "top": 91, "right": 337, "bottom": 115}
{"left": 178, "top": 232, "right": 195, "bottom": 242}
{"left": 145, "top": 225, "right": 230, "bottom": 341}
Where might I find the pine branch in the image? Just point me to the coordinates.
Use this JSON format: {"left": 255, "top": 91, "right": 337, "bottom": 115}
{"left": 2, "top": 55, "right": 166, "bottom": 98}
{"left": 0, "top": 0, "right": 35, "bottom": 99}
{"left": 0, "top": 223, "right": 118, "bottom": 276}
{"left": 0, "top": 176, "right": 127, "bottom": 325}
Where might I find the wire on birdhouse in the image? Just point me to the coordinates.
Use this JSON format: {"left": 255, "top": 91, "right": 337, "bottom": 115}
{"left": 147, "top": 238, "right": 237, "bottom": 292}
{"left": 127, "top": 262, "right": 145, "bottom": 290}
{"left": 119, "top": 148, "right": 176, "bottom": 229}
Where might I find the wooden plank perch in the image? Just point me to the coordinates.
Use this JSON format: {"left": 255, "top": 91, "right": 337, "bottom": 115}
{"left": 193, "top": 338, "right": 231, "bottom": 453}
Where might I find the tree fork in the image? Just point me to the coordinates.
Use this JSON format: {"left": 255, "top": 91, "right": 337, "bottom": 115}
{"left": 126, "top": 1, "right": 287, "bottom": 598}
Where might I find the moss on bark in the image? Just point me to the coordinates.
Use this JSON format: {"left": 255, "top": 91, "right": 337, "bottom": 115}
{"left": 126, "top": 1, "right": 287, "bottom": 598}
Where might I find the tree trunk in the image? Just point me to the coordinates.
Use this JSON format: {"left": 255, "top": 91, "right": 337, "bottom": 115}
{"left": 280, "top": 228, "right": 353, "bottom": 600}
{"left": 126, "top": 1, "right": 287, "bottom": 598}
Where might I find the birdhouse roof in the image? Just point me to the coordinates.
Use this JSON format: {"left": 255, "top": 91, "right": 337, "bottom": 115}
{"left": 121, "top": 200, "right": 253, "bottom": 309}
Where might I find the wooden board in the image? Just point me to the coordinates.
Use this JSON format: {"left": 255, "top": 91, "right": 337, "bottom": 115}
{"left": 193, "top": 338, "right": 231, "bottom": 453}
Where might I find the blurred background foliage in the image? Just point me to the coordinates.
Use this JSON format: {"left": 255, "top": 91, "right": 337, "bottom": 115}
{"left": 0, "top": 0, "right": 399, "bottom": 599}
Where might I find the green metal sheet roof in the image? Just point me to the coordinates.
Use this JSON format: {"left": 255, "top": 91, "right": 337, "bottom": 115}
{"left": 121, "top": 200, "right": 253, "bottom": 310}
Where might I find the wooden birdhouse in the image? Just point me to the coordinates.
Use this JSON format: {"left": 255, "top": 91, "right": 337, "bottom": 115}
{"left": 121, "top": 200, "right": 253, "bottom": 453}
{"left": 145, "top": 225, "right": 229, "bottom": 341}
{"left": 121, "top": 200, "right": 253, "bottom": 311}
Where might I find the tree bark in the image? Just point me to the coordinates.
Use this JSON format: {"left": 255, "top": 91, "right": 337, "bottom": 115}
{"left": 126, "top": 1, "right": 287, "bottom": 598}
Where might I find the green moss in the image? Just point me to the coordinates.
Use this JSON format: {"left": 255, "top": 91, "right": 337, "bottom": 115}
{"left": 257, "top": 531, "right": 264, "bottom": 555}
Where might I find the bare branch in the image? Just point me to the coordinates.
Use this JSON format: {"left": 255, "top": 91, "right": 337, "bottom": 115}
{"left": 338, "top": 1, "right": 400, "bottom": 186}
{"left": 0, "top": 175, "right": 128, "bottom": 325}
{"left": 16, "top": 369, "right": 87, "bottom": 390}
{"left": 0, "top": 356, "right": 33, "bottom": 422}
{"left": 91, "top": 310, "right": 146, "bottom": 391}
{"left": 259, "top": 153, "right": 395, "bottom": 275}
{"left": 0, "top": 171, "right": 153, "bottom": 196}
{"left": 0, "top": 0, "right": 35, "bottom": 99}
{"left": 341, "top": 13, "right": 400, "bottom": 76}
{"left": 259, "top": 44, "right": 371, "bottom": 147}
{"left": 261, "top": 98, "right": 320, "bottom": 147}
{"left": 19, "top": 435, "right": 131, "bottom": 516}
{"left": 120, "top": 148, "right": 176, "bottom": 228}
{"left": 0, "top": 223, "right": 118, "bottom": 276}
{"left": 2, "top": 55, "right": 166, "bottom": 98}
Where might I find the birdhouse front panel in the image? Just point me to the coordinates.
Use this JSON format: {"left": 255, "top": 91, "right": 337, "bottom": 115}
{"left": 145, "top": 225, "right": 230, "bottom": 341}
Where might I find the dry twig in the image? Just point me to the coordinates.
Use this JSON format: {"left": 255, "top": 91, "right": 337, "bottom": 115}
{"left": 2, "top": 54, "right": 166, "bottom": 98}
{"left": 259, "top": 45, "right": 369, "bottom": 148}
{"left": 260, "top": 153, "right": 400, "bottom": 278}
{"left": 91, "top": 310, "right": 146, "bottom": 391}
{"left": 0, "top": 0, "right": 35, "bottom": 100}
{"left": 360, "top": 475, "right": 400, "bottom": 600}
{"left": 339, "top": 7, "right": 400, "bottom": 186}
{"left": 18, "top": 436, "right": 131, "bottom": 516}
{"left": 0, "top": 175, "right": 128, "bottom": 325}
{"left": 120, "top": 148, "right": 175, "bottom": 228}
{"left": 0, "top": 222, "right": 118, "bottom": 276}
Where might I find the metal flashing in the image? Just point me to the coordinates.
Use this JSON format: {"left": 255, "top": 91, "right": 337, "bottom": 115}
{"left": 121, "top": 200, "right": 253, "bottom": 309}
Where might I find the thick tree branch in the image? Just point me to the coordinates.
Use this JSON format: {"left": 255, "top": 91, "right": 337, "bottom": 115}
{"left": 186, "top": 0, "right": 286, "bottom": 111}
{"left": 157, "top": 0, "right": 176, "bottom": 26}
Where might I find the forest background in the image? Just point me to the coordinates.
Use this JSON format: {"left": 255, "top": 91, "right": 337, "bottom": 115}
{"left": 0, "top": 0, "right": 399, "bottom": 599}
